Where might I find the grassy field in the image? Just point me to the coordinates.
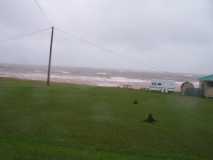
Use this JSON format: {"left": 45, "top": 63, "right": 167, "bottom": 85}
{"left": 0, "top": 78, "right": 213, "bottom": 160}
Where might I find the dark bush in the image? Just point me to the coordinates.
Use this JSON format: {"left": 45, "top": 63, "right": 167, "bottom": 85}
{"left": 133, "top": 100, "right": 138, "bottom": 104}
{"left": 144, "top": 113, "right": 157, "bottom": 123}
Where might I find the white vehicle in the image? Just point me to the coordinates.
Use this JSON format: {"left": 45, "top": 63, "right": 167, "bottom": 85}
{"left": 149, "top": 80, "right": 176, "bottom": 93}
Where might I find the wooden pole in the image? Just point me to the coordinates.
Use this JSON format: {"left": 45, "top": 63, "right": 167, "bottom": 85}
{"left": 47, "top": 26, "right": 54, "bottom": 86}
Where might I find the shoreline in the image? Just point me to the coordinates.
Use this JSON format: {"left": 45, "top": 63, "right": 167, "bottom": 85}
{"left": 0, "top": 73, "right": 200, "bottom": 92}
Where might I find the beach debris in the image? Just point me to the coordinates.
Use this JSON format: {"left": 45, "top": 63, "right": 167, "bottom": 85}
{"left": 144, "top": 113, "right": 157, "bottom": 123}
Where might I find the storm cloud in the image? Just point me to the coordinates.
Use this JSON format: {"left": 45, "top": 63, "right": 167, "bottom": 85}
{"left": 0, "top": 0, "right": 213, "bottom": 74}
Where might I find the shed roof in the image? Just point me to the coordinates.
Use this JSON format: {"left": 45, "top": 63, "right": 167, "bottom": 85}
{"left": 199, "top": 75, "right": 213, "bottom": 81}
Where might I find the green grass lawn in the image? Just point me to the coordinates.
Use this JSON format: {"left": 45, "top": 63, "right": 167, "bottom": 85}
{"left": 0, "top": 78, "right": 213, "bottom": 160}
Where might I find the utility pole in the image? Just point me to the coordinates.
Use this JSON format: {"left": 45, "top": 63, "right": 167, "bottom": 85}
{"left": 47, "top": 26, "right": 54, "bottom": 86}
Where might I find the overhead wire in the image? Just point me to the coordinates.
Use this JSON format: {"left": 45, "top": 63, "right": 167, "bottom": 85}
{"left": 0, "top": 27, "right": 51, "bottom": 44}
{"left": 28, "top": 1, "right": 143, "bottom": 66}
{"left": 55, "top": 27, "right": 145, "bottom": 66}
{"left": 55, "top": 27, "right": 127, "bottom": 57}
{"left": 0, "top": 0, "right": 53, "bottom": 44}
{"left": 55, "top": 28, "right": 162, "bottom": 71}
{"left": 32, "top": 0, "right": 53, "bottom": 26}
{"left": 1, "top": 0, "right": 147, "bottom": 70}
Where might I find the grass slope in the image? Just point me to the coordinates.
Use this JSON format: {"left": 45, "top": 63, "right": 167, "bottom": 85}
{"left": 0, "top": 78, "right": 213, "bottom": 160}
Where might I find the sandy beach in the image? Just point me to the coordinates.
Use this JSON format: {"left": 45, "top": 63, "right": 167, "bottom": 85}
{"left": 0, "top": 71, "right": 200, "bottom": 93}
{"left": 0, "top": 64, "right": 201, "bottom": 92}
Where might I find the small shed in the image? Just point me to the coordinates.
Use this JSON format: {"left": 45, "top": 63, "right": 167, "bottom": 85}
{"left": 181, "top": 81, "right": 194, "bottom": 96}
{"left": 199, "top": 75, "right": 213, "bottom": 98}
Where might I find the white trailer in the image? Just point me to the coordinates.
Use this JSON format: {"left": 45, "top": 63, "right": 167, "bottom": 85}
{"left": 149, "top": 80, "right": 176, "bottom": 93}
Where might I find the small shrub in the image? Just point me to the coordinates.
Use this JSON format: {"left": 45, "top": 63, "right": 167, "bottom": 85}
{"left": 144, "top": 113, "right": 157, "bottom": 124}
{"left": 133, "top": 100, "right": 138, "bottom": 104}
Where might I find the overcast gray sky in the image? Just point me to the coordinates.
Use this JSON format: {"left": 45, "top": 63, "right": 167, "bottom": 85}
{"left": 0, "top": 0, "right": 213, "bottom": 74}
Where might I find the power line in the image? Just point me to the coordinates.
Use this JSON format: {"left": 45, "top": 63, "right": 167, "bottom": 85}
{"left": 30, "top": 2, "right": 143, "bottom": 66}
{"left": 55, "top": 28, "right": 144, "bottom": 62}
{"left": 55, "top": 27, "right": 125, "bottom": 57}
{"left": 0, "top": 27, "right": 51, "bottom": 44}
{"left": 54, "top": 28, "right": 154, "bottom": 70}
{"left": 32, "top": 0, "right": 52, "bottom": 26}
